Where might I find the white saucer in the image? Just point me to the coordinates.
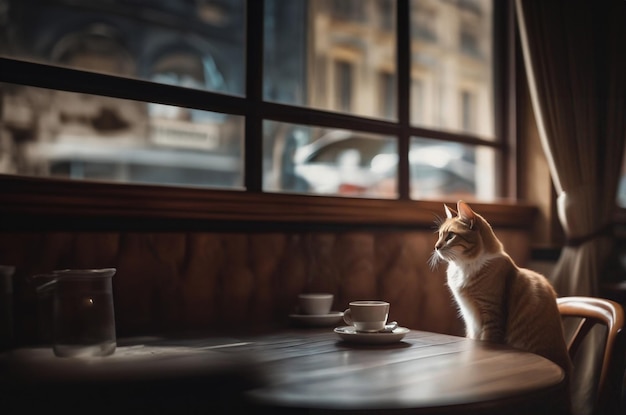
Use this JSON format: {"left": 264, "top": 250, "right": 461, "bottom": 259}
{"left": 289, "top": 311, "right": 344, "bottom": 327}
{"left": 333, "top": 326, "right": 410, "bottom": 344}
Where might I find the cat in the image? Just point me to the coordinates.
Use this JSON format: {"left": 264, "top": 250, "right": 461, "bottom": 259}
{"left": 429, "top": 200, "right": 573, "bottom": 379}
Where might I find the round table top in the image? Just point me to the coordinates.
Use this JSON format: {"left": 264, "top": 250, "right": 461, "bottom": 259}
{"left": 0, "top": 329, "right": 568, "bottom": 415}
{"left": 235, "top": 328, "right": 568, "bottom": 414}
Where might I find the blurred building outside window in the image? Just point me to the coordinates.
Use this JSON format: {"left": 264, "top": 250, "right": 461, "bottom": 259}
{"left": 0, "top": 0, "right": 542, "bottom": 204}
{"left": 263, "top": 0, "right": 495, "bottom": 200}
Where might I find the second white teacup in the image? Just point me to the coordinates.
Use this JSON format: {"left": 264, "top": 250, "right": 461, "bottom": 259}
{"left": 298, "top": 293, "right": 334, "bottom": 315}
{"left": 343, "top": 300, "right": 389, "bottom": 332}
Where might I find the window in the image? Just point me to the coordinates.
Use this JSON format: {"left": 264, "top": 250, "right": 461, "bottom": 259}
{"left": 461, "top": 90, "right": 476, "bottom": 133}
{"left": 331, "top": 0, "right": 365, "bottom": 22}
{"left": 334, "top": 61, "right": 354, "bottom": 113}
{"left": 0, "top": 0, "right": 512, "bottom": 209}
{"left": 410, "top": 0, "right": 494, "bottom": 139}
{"left": 379, "top": 72, "right": 396, "bottom": 120}
{"left": 0, "top": 0, "right": 245, "bottom": 190}
{"left": 263, "top": 123, "right": 397, "bottom": 197}
{"left": 378, "top": 0, "right": 395, "bottom": 31}
{"left": 411, "top": 78, "right": 425, "bottom": 124}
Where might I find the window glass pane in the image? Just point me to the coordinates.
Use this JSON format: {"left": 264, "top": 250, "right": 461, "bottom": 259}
{"left": 0, "top": 0, "right": 245, "bottom": 96}
{"left": 264, "top": 0, "right": 397, "bottom": 120}
{"left": 263, "top": 121, "right": 397, "bottom": 198}
{"left": 0, "top": 83, "right": 244, "bottom": 188}
{"left": 409, "top": 137, "right": 495, "bottom": 200}
{"left": 410, "top": 0, "right": 494, "bottom": 138}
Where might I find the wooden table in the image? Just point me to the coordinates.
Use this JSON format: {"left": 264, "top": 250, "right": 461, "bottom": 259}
{"left": 0, "top": 328, "right": 569, "bottom": 415}
{"left": 221, "top": 328, "right": 569, "bottom": 415}
{"left": 0, "top": 338, "right": 263, "bottom": 414}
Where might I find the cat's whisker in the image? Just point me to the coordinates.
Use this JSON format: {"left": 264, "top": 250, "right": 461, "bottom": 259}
{"left": 427, "top": 252, "right": 440, "bottom": 271}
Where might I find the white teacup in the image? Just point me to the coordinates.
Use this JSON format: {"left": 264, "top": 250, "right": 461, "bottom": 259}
{"left": 298, "top": 293, "right": 334, "bottom": 315}
{"left": 343, "top": 300, "right": 389, "bottom": 332}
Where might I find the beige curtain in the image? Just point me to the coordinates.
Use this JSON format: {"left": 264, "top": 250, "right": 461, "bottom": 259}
{"left": 516, "top": 0, "right": 626, "bottom": 297}
{"left": 516, "top": 2, "right": 626, "bottom": 415}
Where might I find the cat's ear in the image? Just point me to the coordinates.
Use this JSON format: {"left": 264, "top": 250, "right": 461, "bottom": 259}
{"left": 444, "top": 204, "right": 457, "bottom": 218}
{"left": 457, "top": 200, "right": 475, "bottom": 230}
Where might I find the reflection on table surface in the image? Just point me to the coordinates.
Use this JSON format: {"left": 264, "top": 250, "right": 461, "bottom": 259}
{"left": 0, "top": 328, "right": 568, "bottom": 415}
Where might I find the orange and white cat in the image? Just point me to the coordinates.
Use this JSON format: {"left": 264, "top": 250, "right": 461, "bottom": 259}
{"left": 430, "top": 200, "right": 572, "bottom": 377}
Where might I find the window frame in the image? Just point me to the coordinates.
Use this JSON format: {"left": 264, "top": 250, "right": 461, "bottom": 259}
{"left": 0, "top": 0, "right": 527, "bottom": 231}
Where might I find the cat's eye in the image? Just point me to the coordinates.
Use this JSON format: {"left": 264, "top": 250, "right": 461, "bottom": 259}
{"left": 445, "top": 232, "right": 455, "bottom": 242}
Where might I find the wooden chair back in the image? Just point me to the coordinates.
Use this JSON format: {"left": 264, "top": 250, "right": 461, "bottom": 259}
{"left": 557, "top": 296, "right": 625, "bottom": 415}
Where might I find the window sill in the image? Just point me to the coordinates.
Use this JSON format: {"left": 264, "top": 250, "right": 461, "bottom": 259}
{"left": 0, "top": 174, "right": 537, "bottom": 231}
